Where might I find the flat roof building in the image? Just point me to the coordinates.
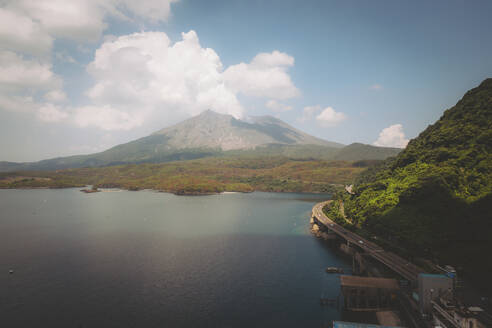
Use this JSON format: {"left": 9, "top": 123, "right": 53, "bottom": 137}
{"left": 418, "top": 273, "right": 453, "bottom": 314}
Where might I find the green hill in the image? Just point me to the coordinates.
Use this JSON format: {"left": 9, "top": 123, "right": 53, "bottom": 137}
{"left": 332, "top": 143, "right": 401, "bottom": 161}
{"left": 336, "top": 79, "right": 492, "bottom": 284}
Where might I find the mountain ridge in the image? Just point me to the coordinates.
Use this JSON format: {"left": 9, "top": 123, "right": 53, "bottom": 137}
{"left": 0, "top": 110, "right": 401, "bottom": 172}
{"left": 152, "top": 109, "right": 342, "bottom": 150}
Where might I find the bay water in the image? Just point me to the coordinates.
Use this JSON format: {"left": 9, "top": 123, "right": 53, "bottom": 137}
{"left": 0, "top": 189, "right": 350, "bottom": 327}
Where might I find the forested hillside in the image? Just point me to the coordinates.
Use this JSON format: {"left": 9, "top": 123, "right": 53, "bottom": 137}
{"left": 333, "top": 79, "right": 492, "bottom": 283}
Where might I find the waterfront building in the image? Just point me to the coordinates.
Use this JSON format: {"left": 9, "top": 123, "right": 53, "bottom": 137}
{"left": 418, "top": 273, "right": 453, "bottom": 314}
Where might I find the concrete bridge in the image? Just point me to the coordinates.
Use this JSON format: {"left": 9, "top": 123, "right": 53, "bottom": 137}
{"left": 312, "top": 201, "right": 424, "bottom": 284}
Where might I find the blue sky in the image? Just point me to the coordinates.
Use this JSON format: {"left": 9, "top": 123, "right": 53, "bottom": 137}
{"left": 1, "top": 0, "right": 491, "bottom": 161}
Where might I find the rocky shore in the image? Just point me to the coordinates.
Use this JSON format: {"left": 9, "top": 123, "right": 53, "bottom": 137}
{"left": 309, "top": 216, "right": 336, "bottom": 241}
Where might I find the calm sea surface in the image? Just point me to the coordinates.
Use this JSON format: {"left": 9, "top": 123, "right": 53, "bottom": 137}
{"left": 0, "top": 189, "right": 350, "bottom": 327}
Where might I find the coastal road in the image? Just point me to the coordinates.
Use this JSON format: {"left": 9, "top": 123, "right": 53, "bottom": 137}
{"left": 312, "top": 201, "right": 423, "bottom": 283}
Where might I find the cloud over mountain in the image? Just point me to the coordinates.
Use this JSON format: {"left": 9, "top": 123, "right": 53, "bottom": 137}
{"left": 223, "top": 50, "right": 300, "bottom": 100}
{"left": 316, "top": 107, "right": 346, "bottom": 127}
{"left": 373, "top": 124, "right": 409, "bottom": 148}
{"left": 73, "top": 31, "right": 244, "bottom": 130}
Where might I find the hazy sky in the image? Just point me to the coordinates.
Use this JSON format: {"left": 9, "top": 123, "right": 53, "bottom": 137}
{"left": 1, "top": 0, "right": 491, "bottom": 162}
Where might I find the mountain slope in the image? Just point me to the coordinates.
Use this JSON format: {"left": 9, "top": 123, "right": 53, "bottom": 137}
{"left": 336, "top": 79, "right": 492, "bottom": 283}
{"left": 0, "top": 110, "right": 400, "bottom": 172}
{"left": 332, "top": 143, "right": 401, "bottom": 161}
{"left": 153, "top": 109, "right": 342, "bottom": 150}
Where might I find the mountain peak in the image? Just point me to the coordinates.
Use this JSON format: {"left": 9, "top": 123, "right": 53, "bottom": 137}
{"left": 151, "top": 110, "right": 339, "bottom": 150}
{"left": 197, "top": 109, "right": 231, "bottom": 118}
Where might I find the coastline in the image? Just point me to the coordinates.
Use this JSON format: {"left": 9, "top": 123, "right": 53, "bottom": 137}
{"left": 0, "top": 185, "right": 336, "bottom": 196}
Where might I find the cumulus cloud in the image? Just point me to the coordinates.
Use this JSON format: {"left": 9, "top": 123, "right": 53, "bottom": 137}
{"left": 0, "top": 51, "right": 61, "bottom": 92}
{"left": 9, "top": 0, "right": 108, "bottom": 42}
{"left": 223, "top": 50, "right": 300, "bottom": 100}
{"left": 67, "top": 32, "right": 300, "bottom": 131}
{"left": 315, "top": 107, "right": 346, "bottom": 127}
{"left": 2, "top": 0, "right": 179, "bottom": 43}
{"left": 0, "top": 8, "right": 52, "bottom": 55}
{"left": 44, "top": 90, "right": 67, "bottom": 103}
{"left": 373, "top": 124, "right": 409, "bottom": 148}
{"left": 265, "top": 100, "right": 293, "bottom": 112}
{"left": 252, "top": 50, "right": 295, "bottom": 67}
{"left": 37, "top": 103, "right": 68, "bottom": 122}
{"left": 115, "top": 0, "right": 179, "bottom": 23}
{"left": 0, "top": 50, "right": 64, "bottom": 115}
{"left": 74, "top": 105, "right": 139, "bottom": 130}
{"left": 71, "top": 30, "right": 243, "bottom": 130}
{"left": 0, "top": 0, "right": 180, "bottom": 129}
{"left": 0, "top": 0, "right": 299, "bottom": 132}
{"left": 298, "top": 105, "right": 321, "bottom": 122}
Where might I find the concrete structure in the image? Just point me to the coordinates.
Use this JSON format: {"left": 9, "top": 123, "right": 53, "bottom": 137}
{"left": 333, "top": 321, "right": 402, "bottom": 328}
{"left": 432, "top": 300, "right": 492, "bottom": 328}
{"left": 311, "top": 201, "right": 424, "bottom": 285}
{"left": 340, "top": 276, "right": 399, "bottom": 311}
{"left": 375, "top": 311, "right": 402, "bottom": 327}
{"left": 418, "top": 273, "right": 453, "bottom": 314}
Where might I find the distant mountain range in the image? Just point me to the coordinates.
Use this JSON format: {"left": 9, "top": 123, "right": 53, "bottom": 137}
{"left": 0, "top": 110, "right": 401, "bottom": 172}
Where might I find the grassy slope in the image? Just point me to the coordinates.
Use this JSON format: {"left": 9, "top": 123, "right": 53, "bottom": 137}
{"left": 0, "top": 157, "right": 365, "bottom": 195}
{"left": 335, "top": 79, "right": 492, "bottom": 285}
{"left": 0, "top": 142, "right": 401, "bottom": 172}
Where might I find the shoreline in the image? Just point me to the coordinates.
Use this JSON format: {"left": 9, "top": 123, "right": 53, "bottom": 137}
{"left": 0, "top": 185, "right": 334, "bottom": 196}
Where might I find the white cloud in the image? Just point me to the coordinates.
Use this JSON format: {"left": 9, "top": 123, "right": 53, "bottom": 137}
{"left": 9, "top": 0, "right": 108, "bottom": 41}
{"left": 70, "top": 33, "right": 301, "bottom": 131}
{"left": 1, "top": 0, "right": 179, "bottom": 44}
{"left": 72, "top": 30, "right": 243, "bottom": 130}
{"left": 315, "top": 107, "right": 346, "bottom": 127}
{"left": 299, "top": 105, "right": 321, "bottom": 122}
{"left": 55, "top": 51, "right": 77, "bottom": 64}
{"left": 44, "top": 90, "right": 67, "bottom": 103}
{"left": 74, "top": 105, "right": 139, "bottom": 130}
{"left": 0, "top": 51, "right": 61, "bottom": 92}
{"left": 251, "top": 50, "right": 295, "bottom": 68}
{"left": 373, "top": 124, "right": 409, "bottom": 148}
{"left": 223, "top": 50, "right": 300, "bottom": 100}
{"left": 116, "top": 0, "right": 179, "bottom": 23}
{"left": 265, "top": 99, "right": 293, "bottom": 112}
{"left": 0, "top": 94, "right": 37, "bottom": 113}
{"left": 37, "top": 103, "right": 68, "bottom": 122}
{"left": 0, "top": 8, "right": 53, "bottom": 55}
{"left": 369, "top": 84, "right": 383, "bottom": 91}
{"left": 0, "top": 51, "right": 64, "bottom": 114}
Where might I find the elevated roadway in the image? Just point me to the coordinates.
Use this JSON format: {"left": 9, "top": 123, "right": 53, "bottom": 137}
{"left": 312, "top": 201, "right": 424, "bottom": 284}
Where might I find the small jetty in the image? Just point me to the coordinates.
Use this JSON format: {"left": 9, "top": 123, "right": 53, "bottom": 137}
{"left": 326, "top": 267, "right": 344, "bottom": 274}
{"left": 80, "top": 187, "right": 100, "bottom": 193}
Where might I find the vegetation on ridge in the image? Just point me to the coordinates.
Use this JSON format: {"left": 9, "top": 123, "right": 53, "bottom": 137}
{"left": 329, "top": 79, "right": 492, "bottom": 285}
{"left": 0, "top": 157, "right": 367, "bottom": 195}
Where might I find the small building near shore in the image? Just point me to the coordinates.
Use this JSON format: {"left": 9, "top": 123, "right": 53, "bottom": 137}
{"left": 417, "top": 273, "right": 453, "bottom": 314}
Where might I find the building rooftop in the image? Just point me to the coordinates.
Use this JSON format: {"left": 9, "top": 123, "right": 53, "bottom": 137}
{"left": 418, "top": 273, "right": 449, "bottom": 278}
{"left": 340, "top": 276, "right": 399, "bottom": 289}
{"left": 333, "top": 321, "right": 403, "bottom": 328}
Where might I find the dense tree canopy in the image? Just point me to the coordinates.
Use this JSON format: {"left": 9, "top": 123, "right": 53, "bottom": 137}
{"left": 332, "top": 79, "right": 492, "bottom": 283}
